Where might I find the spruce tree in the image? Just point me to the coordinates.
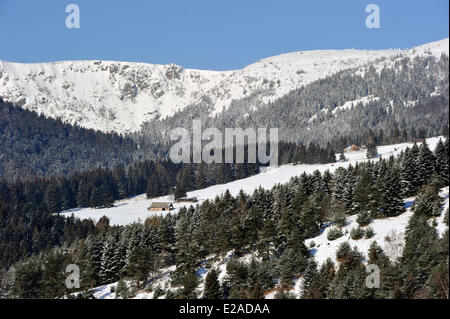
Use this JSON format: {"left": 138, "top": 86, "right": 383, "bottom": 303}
{"left": 203, "top": 269, "right": 222, "bottom": 299}
{"left": 115, "top": 279, "right": 130, "bottom": 298}
{"left": 375, "top": 161, "right": 404, "bottom": 217}
{"left": 44, "top": 182, "right": 61, "bottom": 213}
{"left": 400, "top": 147, "right": 419, "bottom": 197}
{"left": 90, "top": 187, "right": 103, "bottom": 208}
{"left": 77, "top": 179, "right": 90, "bottom": 207}
{"left": 301, "top": 259, "right": 319, "bottom": 299}
{"left": 181, "top": 272, "right": 199, "bottom": 299}
{"left": 100, "top": 235, "right": 119, "bottom": 284}
{"left": 366, "top": 144, "right": 378, "bottom": 159}
{"left": 196, "top": 162, "right": 208, "bottom": 189}
{"left": 353, "top": 170, "right": 375, "bottom": 214}
{"left": 417, "top": 141, "right": 435, "bottom": 187}
{"left": 356, "top": 210, "right": 371, "bottom": 226}
{"left": 413, "top": 185, "right": 442, "bottom": 217}
{"left": 127, "top": 247, "right": 154, "bottom": 286}
{"left": 434, "top": 138, "right": 449, "bottom": 186}
{"left": 113, "top": 165, "right": 128, "bottom": 199}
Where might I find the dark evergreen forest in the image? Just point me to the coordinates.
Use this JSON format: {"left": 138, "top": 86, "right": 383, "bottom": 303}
{"left": 1, "top": 136, "right": 447, "bottom": 299}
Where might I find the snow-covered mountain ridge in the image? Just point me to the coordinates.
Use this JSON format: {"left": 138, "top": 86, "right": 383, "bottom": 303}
{"left": 0, "top": 38, "right": 448, "bottom": 134}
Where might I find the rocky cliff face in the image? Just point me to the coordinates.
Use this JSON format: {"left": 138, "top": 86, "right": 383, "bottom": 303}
{"left": 0, "top": 38, "right": 448, "bottom": 134}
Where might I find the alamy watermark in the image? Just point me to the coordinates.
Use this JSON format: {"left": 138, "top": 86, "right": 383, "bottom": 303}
{"left": 169, "top": 120, "right": 279, "bottom": 166}
{"left": 65, "top": 264, "right": 80, "bottom": 289}
{"left": 65, "top": 4, "right": 80, "bottom": 29}
{"left": 365, "top": 264, "right": 380, "bottom": 289}
{"left": 365, "top": 4, "right": 380, "bottom": 29}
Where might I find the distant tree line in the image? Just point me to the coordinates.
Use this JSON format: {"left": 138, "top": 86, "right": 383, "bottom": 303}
{"left": 0, "top": 98, "right": 140, "bottom": 181}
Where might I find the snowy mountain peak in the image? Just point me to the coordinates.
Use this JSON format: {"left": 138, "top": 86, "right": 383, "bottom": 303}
{"left": 0, "top": 38, "right": 448, "bottom": 134}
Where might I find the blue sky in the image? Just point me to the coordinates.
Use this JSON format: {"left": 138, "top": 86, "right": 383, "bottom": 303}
{"left": 0, "top": 0, "right": 448, "bottom": 70}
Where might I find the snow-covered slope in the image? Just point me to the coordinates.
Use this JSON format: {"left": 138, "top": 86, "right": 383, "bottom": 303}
{"left": 1, "top": 39, "right": 448, "bottom": 134}
{"left": 66, "top": 136, "right": 448, "bottom": 299}
{"left": 83, "top": 186, "right": 448, "bottom": 299}
{"left": 306, "top": 187, "right": 449, "bottom": 266}
{"left": 61, "top": 136, "right": 444, "bottom": 226}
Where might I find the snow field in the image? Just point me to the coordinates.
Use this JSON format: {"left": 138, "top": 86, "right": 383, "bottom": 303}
{"left": 61, "top": 136, "right": 444, "bottom": 226}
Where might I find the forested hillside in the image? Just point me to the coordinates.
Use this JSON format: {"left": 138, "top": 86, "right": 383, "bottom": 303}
{"left": 2, "top": 53, "right": 448, "bottom": 181}
{"left": 0, "top": 39, "right": 448, "bottom": 301}
{"left": 0, "top": 98, "right": 140, "bottom": 180}
{"left": 1, "top": 137, "right": 447, "bottom": 299}
{"left": 137, "top": 53, "right": 449, "bottom": 148}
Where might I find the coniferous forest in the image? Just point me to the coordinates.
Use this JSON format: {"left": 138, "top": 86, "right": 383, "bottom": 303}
{"left": 0, "top": 27, "right": 448, "bottom": 301}
{"left": 0, "top": 132, "right": 448, "bottom": 298}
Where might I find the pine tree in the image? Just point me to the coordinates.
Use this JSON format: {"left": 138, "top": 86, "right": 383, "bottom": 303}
{"left": 0, "top": 266, "right": 15, "bottom": 298}
{"left": 417, "top": 141, "right": 435, "bottom": 187}
{"left": 95, "top": 216, "right": 110, "bottom": 232}
{"left": 434, "top": 138, "right": 449, "bottom": 186}
{"left": 356, "top": 210, "right": 371, "bottom": 226}
{"left": 234, "top": 163, "right": 248, "bottom": 180}
{"left": 230, "top": 196, "right": 247, "bottom": 254}
{"left": 181, "top": 272, "right": 199, "bottom": 299}
{"left": 298, "top": 199, "right": 320, "bottom": 238}
{"left": 196, "top": 162, "right": 208, "bottom": 189}
{"left": 413, "top": 185, "right": 442, "bottom": 218}
{"left": 90, "top": 187, "right": 103, "bottom": 208}
{"left": 175, "top": 164, "right": 195, "bottom": 199}
{"left": 301, "top": 259, "right": 319, "bottom": 299}
{"left": 375, "top": 161, "right": 404, "bottom": 217}
{"left": 366, "top": 130, "right": 378, "bottom": 159}
{"left": 402, "top": 211, "right": 438, "bottom": 270}
{"left": 319, "top": 258, "right": 335, "bottom": 297}
{"left": 342, "top": 167, "right": 356, "bottom": 211}
{"left": 175, "top": 209, "right": 199, "bottom": 274}
{"left": 100, "top": 234, "right": 119, "bottom": 284}
{"left": 203, "top": 269, "right": 222, "bottom": 299}
{"left": 100, "top": 181, "right": 115, "bottom": 208}
{"left": 127, "top": 247, "right": 154, "bottom": 286}
{"left": 41, "top": 250, "right": 68, "bottom": 298}
{"left": 353, "top": 170, "right": 375, "bottom": 214}
{"left": 367, "top": 241, "right": 390, "bottom": 268}
{"left": 174, "top": 184, "right": 187, "bottom": 200}
{"left": 60, "top": 179, "right": 75, "bottom": 210}
{"left": 400, "top": 147, "right": 420, "bottom": 196}
{"left": 332, "top": 167, "right": 348, "bottom": 202}
{"left": 45, "top": 182, "right": 61, "bottom": 213}
{"left": 115, "top": 279, "right": 130, "bottom": 298}
{"left": 114, "top": 237, "right": 128, "bottom": 279}
{"left": 217, "top": 163, "right": 233, "bottom": 184}
{"left": 13, "top": 257, "right": 43, "bottom": 298}
{"left": 330, "top": 199, "right": 347, "bottom": 227}
{"left": 77, "top": 179, "right": 90, "bottom": 207}
{"left": 86, "top": 236, "right": 104, "bottom": 287}
{"left": 279, "top": 248, "right": 297, "bottom": 287}
{"left": 146, "top": 173, "right": 160, "bottom": 198}
{"left": 113, "top": 165, "right": 128, "bottom": 199}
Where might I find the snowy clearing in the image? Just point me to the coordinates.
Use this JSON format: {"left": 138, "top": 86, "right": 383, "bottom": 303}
{"left": 83, "top": 185, "right": 448, "bottom": 299}
{"left": 61, "top": 136, "right": 444, "bottom": 226}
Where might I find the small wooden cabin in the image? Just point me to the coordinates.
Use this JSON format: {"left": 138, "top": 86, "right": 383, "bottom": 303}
{"left": 147, "top": 202, "right": 174, "bottom": 211}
